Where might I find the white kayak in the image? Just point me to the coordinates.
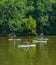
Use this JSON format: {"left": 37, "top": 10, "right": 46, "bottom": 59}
{"left": 33, "top": 40, "right": 47, "bottom": 43}
{"left": 18, "top": 44, "right": 36, "bottom": 48}
{"left": 8, "top": 39, "right": 21, "bottom": 41}
{"left": 37, "top": 38, "right": 48, "bottom": 41}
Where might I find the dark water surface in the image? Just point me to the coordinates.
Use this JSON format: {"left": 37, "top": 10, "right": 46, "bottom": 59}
{"left": 0, "top": 36, "right": 56, "bottom": 65}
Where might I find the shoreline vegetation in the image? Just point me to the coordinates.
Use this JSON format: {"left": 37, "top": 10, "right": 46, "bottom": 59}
{"left": 0, "top": 0, "right": 56, "bottom": 35}
{"left": 0, "top": 33, "right": 56, "bottom": 36}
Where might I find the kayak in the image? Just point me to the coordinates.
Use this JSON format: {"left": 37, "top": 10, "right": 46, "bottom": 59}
{"left": 8, "top": 39, "right": 21, "bottom": 41}
{"left": 33, "top": 40, "right": 47, "bottom": 43}
{"left": 18, "top": 44, "right": 36, "bottom": 48}
{"left": 37, "top": 38, "right": 48, "bottom": 41}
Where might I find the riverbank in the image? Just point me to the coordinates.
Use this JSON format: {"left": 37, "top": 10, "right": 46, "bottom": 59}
{"left": 0, "top": 33, "right": 56, "bottom": 36}
{"left": 0, "top": 33, "right": 37, "bottom": 36}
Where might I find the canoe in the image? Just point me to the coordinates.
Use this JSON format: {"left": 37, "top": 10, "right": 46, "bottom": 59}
{"left": 8, "top": 39, "right": 21, "bottom": 41}
{"left": 33, "top": 40, "right": 47, "bottom": 43}
{"left": 18, "top": 44, "right": 36, "bottom": 48}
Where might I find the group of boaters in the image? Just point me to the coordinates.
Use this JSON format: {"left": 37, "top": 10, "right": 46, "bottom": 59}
{"left": 13, "top": 33, "right": 44, "bottom": 45}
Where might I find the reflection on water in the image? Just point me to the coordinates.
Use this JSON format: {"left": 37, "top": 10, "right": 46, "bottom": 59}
{"left": 0, "top": 36, "right": 56, "bottom": 65}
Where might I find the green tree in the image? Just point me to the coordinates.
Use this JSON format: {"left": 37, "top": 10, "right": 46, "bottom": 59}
{"left": 21, "top": 16, "right": 36, "bottom": 35}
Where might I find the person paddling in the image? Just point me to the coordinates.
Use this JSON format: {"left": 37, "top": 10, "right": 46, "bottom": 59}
{"left": 39, "top": 33, "right": 44, "bottom": 39}
{"left": 24, "top": 41, "right": 29, "bottom": 45}
{"left": 24, "top": 41, "right": 29, "bottom": 51}
{"left": 13, "top": 34, "right": 16, "bottom": 38}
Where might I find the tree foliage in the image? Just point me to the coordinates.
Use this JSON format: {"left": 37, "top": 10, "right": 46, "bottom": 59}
{"left": 0, "top": 0, "right": 56, "bottom": 35}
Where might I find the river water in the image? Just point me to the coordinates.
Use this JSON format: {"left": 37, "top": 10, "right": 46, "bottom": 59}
{"left": 0, "top": 36, "right": 56, "bottom": 65}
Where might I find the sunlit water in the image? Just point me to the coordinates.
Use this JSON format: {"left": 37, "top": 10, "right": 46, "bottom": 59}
{"left": 0, "top": 36, "right": 56, "bottom": 65}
